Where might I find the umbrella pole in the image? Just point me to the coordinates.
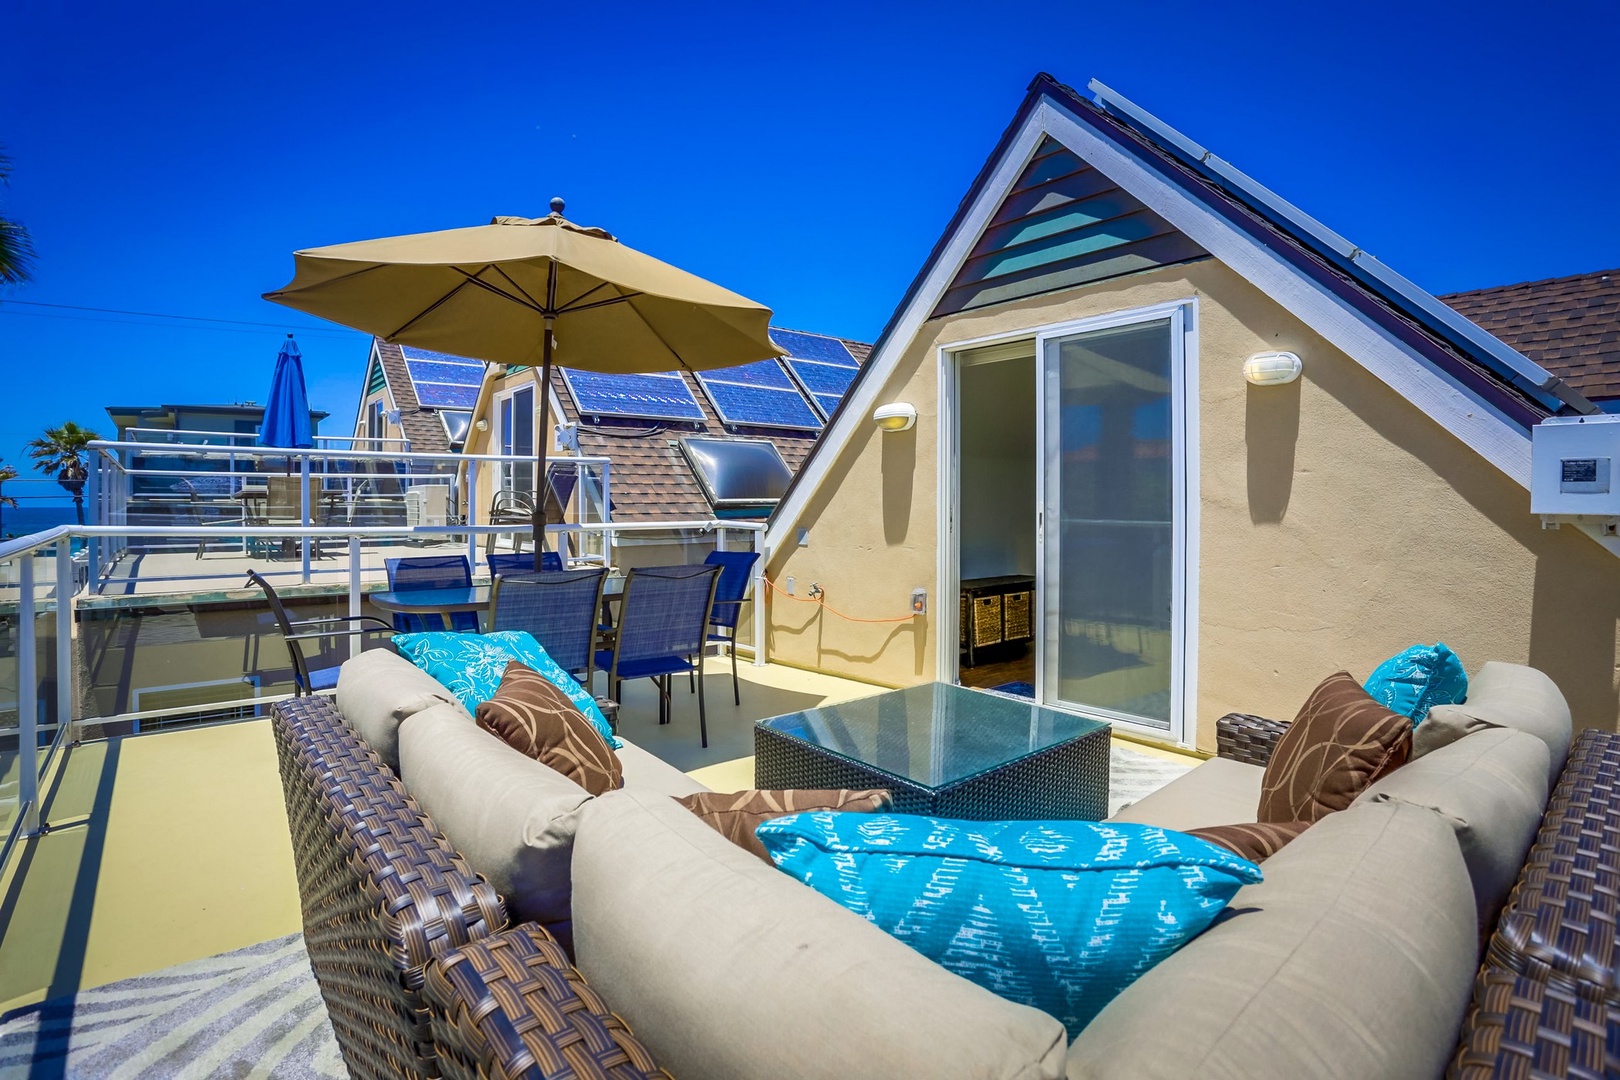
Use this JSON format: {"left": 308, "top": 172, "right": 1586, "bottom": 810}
{"left": 531, "top": 314, "right": 555, "bottom": 572}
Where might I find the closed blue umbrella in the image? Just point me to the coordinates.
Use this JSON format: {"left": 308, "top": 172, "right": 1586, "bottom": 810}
{"left": 260, "top": 334, "right": 313, "bottom": 448}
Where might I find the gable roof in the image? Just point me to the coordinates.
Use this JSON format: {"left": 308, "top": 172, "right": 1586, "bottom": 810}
{"left": 765, "top": 74, "right": 1600, "bottom": 550}
{"left": 1442, "top": 269, "right": 1620, "bottom": 401}
{"left": 365, "top": 339, "right": 466, "bottom": 454}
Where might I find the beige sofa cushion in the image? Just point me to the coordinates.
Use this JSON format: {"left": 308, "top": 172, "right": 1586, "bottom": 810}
{"left": 1417, "top": 662, "right": 1571, "bottom": 785}
{"left": 399, "top": 703, "right": 588, "bottom": 927}
{"left": 336, "top": 648, "right": 467, "bottom": 772}
{"left": 615, "top": 739, "right": 708, "bottom": 797}
{"left": 1067, "top": 802, "right": 1477, "bottom": 1080}
{"left": 572, "top": 788, "right": 1068, "bottom": 1080}
{"left": 1106, "top": 756, "right": 1262, "bottom": 830}
{"left": 1354, "top": 727, "right": 1548, "bottom": 928}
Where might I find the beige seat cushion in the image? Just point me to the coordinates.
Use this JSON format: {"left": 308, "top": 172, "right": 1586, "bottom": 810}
{"left": 615, "top": 739, "right": 708, "bottom": 797}
{"left": 399, "top": 703, "right": 589, "bottom": 927}
{"left": 572, "top": 788, "right": 1068, "bottom": 1080}
{"left": 1354, "top": 727, "right": 1549, "bottom": 929}
{"left": 336, "top": 648, "right": 467, "bottom": 772}
{"left": 1417, "top": 662, "right": 1571, "bottom": 786}
{"left": 1106, "top": 756, "right": 1263, "bottom": 830}
{"left": 1066, "top": 802, "right": 1477, "bottom": 1080}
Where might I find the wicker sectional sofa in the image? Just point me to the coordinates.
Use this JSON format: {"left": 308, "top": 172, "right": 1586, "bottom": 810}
{"left": 274, "top": 653, "right": 1619, "bottom": 1080}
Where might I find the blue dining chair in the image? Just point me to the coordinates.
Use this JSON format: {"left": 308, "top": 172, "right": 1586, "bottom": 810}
{"left": 597, "top": 564, "right": 721, "bottom": 746}
{"left": 487, "top": 551, "right": 563, "bottom": 579}
{"left": 384, "top": 555, "right": 479, "bottom": 633}
{"left": 489, "top": 568, "right": 607, "bottom": 687}
{"left": 701, "top": 550, "right": 760, "bottom": 705}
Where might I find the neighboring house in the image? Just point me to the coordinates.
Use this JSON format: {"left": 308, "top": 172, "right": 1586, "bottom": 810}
{"left": 1442, "top": 269, "right": 1620, "bottom": 410}
{"left": 759, "top": 73, "right": 1620, "bottom": 751}
{"left": 104, "top": 401, "right": 329, "bottom": 502}
{"left": 458, "top": 327, "right": 869, "bottom": 565}
{"left": 352, "top": 338, "right": 482, "bottom": 454}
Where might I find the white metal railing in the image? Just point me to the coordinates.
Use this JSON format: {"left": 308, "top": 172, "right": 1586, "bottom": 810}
{"left": 122, "top": 426, "right": 412, "bottom": 450}
{"left": 0, "top": 514, "right": 767, "bottom": 866}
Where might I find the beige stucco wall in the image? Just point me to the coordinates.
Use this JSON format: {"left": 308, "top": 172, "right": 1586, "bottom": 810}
{"left": 767, "top": 258, "right": 1620, "bottom": 749}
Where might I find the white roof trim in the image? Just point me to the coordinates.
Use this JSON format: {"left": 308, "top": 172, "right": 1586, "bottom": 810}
{"left": 767, "top": 89, "right": 1537, "bottom": 555}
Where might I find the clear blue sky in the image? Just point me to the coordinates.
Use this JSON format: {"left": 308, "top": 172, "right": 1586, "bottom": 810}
{"left": 2, "top": 0, "right": 1616, "bottom": 500}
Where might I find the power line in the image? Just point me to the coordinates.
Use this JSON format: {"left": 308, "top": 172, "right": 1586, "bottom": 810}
{"left": 0, "top": 299, "right": 364, "bottom": 337}
{"left": 0, "top": 308, "right": 361, "bottom": 339}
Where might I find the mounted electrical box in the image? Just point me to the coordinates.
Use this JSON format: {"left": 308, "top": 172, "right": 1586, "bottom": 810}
{"left": 1531, "top": 415, "right": 1620, "bottom": 518}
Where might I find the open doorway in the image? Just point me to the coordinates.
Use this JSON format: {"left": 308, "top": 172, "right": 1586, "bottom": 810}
{"left": 954, "top": 341, "right": 1038, "bottom": 696}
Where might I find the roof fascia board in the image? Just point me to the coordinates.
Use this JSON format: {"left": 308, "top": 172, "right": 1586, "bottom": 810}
{"left": 1037, "top": 95, "right": 1533, "bottom": 486}
{"left": 1087, "top": 80, "right": 1593, "bottom": 415}
{"left": 763, "top": 110, "right": 1051, "bottom": 553}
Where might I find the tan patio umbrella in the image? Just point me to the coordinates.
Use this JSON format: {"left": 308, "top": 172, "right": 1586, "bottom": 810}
{"left": 264, "top": 198, "right": 782, "bottom": 566}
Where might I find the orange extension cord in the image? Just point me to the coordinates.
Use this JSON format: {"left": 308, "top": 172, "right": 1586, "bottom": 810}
{"left": 762, "top": 575, "right": 919, "bottom": 625}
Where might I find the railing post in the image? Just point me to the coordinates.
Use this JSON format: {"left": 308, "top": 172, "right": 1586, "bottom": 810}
{"left": 752, "top": 530, "right": 767, "bottom": 667}
{"left": 466, "top": 464, "right": 479, "bottom": 570}
{"left": 86, "top": 454, "right": 101, "bottom": 587}
{"left": 56, "top": 542, "right": 73, "bottom": 744}
{"left": 299, "top": 455, "right": 312, "bottom": 584}
{"left": 348, "top": 536, "right": 363, "bottom": 659}
{"left": 17, "top": 555, "right": 39, "bottom": 836}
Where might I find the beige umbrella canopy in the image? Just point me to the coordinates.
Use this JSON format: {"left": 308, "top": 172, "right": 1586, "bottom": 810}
{"left": 264, "top": 199, "right": 783, "bottom": 564}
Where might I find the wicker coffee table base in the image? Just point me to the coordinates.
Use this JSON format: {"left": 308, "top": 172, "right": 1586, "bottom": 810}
{"left": 754, "top": 723, "right": 1110, "bottom": 821}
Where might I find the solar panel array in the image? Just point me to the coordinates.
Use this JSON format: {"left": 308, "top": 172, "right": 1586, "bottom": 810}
{"left": 400, "top": 346, "right": 484, "bottom": 409}
{"left": 772, "top": 329, "right": 862, "bottom": 419}
{"left": 695, "top": 359, "right": 822, "bottom": 430}
{"left": 561, "top": 368, "right": 706, "bottom": 422}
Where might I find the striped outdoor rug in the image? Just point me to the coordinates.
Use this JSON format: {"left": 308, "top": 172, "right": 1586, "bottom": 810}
{"left": 0, "top": 934, "right": 343, "bottom": 1080}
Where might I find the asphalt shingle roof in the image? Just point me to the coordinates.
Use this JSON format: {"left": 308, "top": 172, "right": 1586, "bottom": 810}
{"left": 1442, "top": 269, "right": 1620, "bottom": 401}
{"left": 374, "top": 341, "right": 453, "bottom": 454}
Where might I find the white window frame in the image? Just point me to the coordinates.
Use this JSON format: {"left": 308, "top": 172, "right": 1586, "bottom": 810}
{"left": 937, "top": 297, "right": 1200, "bottom": 747}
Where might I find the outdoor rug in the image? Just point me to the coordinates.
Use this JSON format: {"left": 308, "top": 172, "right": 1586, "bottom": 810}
{"left": 0, "top": 934, "right": 344, "bottom": 1080}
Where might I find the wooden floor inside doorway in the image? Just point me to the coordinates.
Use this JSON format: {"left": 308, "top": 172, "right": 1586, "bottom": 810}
{"left": 959, "top": 643, "right": 1035, "bottom": 692}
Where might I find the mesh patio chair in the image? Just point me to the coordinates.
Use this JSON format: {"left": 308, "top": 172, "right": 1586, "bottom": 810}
{"left": 385, "top": 555, "right": 479, "bottom": 633}
{"left": 248, "top": 570, "right": 393, "bottom": 694}
{"left": 486, "top": 551, "right": 563, "bottom": 578}
{"left": 596, "top": 564, "right": 721, "bottom": 747}
{"left": 489, "top": 568, "right": 607, "bottom": 688}
{"left": 701, "top": 549, "right": 760, "bottom": 705}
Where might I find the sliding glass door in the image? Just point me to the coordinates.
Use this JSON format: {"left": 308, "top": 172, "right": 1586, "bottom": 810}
{"left": 497, "top": 385, "right": 535, "bottom": 497}
{"left": 1039, "top": 310, "right": 1185, "bottom": 732}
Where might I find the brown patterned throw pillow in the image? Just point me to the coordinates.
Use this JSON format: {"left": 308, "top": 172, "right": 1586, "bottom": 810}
{"left": 676, "top": 789, "right": 893, "bottom": 862}
{"left": 1257, "top": 671, "right": 1412, "bottom": 824}
{"left": 476, "top": 661, "right": 622, "bottom": 796}
{"left": 1187, "top": 821, "right": 1311, "bottom": 863}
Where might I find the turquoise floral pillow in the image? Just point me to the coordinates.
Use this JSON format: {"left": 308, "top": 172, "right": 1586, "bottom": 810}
{"left": 391, "top": 630, "right": 617, "bottom": 747}
{"left": 757, "top": 813, "right": 1261, "bottom": 1036}
{"left": 1363, "top": 642, "right": 1467, "bottom": 723}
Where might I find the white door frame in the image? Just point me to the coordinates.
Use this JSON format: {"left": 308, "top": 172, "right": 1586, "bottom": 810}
{"left": 492, "top": 382, "right": 536, "bottom": 495}
{"left": 937, "top": 297, "right": 1199, "bottom": 747}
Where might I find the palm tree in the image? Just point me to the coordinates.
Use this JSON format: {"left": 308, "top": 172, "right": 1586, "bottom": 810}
{"left": 28, "top": 422, "right": 101, "bottom": 525}
{"left": 0, "top": 459, "right": 17, "bottom": 537}
{"left": 0, "top": 145, "right": 35, "bottom": 286}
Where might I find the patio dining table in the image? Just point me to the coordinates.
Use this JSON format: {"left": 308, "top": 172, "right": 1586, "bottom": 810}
{"left": 369, "top": 575, "right": 625, "bottom": 632}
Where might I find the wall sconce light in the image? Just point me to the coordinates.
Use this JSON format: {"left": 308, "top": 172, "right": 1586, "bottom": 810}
{"left": 1243, "top": 351, "right": 1302, "bottom": 386}
{"left": 474, "top": 417, "right": 490, "bottom": 432}
{"left": 872, "top": 403, "right": 917, "bottom": 431}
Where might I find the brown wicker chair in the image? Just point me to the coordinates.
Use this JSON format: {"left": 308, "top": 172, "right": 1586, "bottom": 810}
{"left": 271, "top": 695, "right": 670, "bottom": 1080}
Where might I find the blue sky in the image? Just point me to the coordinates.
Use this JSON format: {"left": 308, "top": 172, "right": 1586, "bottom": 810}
{"left": 2, "top": 1, "right": 1616, "bottom": 502}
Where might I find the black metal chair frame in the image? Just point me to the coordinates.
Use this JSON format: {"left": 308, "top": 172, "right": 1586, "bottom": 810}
{"left": 247, "top": 570, "right": 394, "bottom": 695}
{"left": 485, "top": 489, "right": 535, "bottom": 557}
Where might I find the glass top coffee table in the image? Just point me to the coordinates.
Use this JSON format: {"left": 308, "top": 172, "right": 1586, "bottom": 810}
{"left": 754, "top": 682, "right": 1110, "bottom": 820}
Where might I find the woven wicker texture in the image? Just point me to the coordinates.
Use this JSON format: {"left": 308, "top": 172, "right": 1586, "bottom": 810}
{"left": 1215, "top": 712, "right": 1290, "bottom": 767}
{"left": 273, "top": 695, "right": 508, "bottom": 1080}
{"left": 1449, "top": 966, "right": 1620, "bottom": 1079}
{"left": 425, "top": 926, "right": 673, "bottom": 1080}
{"left": 1485, "top": 729, "right": 1620, "bottom": 999}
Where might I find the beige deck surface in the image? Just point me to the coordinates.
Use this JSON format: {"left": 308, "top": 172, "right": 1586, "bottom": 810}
{"left": 0, "top": 658, "right": 1199, "bottom": 1012}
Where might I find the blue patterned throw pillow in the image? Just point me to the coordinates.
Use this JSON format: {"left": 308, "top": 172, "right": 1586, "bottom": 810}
{"left": 756, "top": 813, "right": 1261, "bottom": 1036}
{"left": 1363, "top": 642, "right": 1467, "bottom": 723}
{"left": 391, "top": 630, "right": 617, "bottom": 747}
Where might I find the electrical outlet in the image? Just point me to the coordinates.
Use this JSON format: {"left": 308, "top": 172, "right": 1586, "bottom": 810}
{"left": 785, "top": 576, "right": 795, "bottom": 595}
{"left": 911, "top": 588, "right": 927, "bottom": 615}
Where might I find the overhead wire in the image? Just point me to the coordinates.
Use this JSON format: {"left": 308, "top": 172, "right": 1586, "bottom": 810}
{"left": 0, "top": 299, "right": 361, "bottom": 338}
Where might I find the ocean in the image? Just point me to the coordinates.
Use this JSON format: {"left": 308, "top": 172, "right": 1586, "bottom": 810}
{"left": 1, "top": 505, "right": 80, "bottom": 541}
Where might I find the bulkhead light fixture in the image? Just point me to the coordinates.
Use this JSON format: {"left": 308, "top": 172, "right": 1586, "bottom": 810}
{"left": 873, "top": 402, "right": 917, "bottom": 431}
{"left": 1243, "top": 351, "right": 1302, "bottom": 386}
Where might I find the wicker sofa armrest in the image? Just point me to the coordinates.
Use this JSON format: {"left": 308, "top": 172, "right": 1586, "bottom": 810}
{"left": 425, "top": 924, "right": 673, "bottom": 1080}
{"left": 1449, "top": 965, "right": 1620, "bottom": 1080}
{"left": 1215, "top": 712, "right": 1290, "bottom": 767}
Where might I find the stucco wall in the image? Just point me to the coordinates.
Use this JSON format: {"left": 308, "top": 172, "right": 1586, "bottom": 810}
{"left": 767, "top": 257, "right": 1620, "bottom": 748}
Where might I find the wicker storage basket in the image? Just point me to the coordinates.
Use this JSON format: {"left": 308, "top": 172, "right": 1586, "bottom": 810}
{"left": 971, "top": 595, "right": 1004, "bottom": 648}
{"left": 1003, "top": 591, "right": 1032, "bottom": 642}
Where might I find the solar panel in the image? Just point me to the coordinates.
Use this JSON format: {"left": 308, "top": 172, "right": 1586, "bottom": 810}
{"left": 561, "top": 368, "right": 706, "bottom": 422}
{"left": 404, "top": 359, "right": 484, "bottom": 386}
{"left": 700, "top": 379, "right": 822, "bottom": 430}
{"left": 770, "top": 329, "right": 862, "bottom": 421}
{"left": 788, "top": 360, "right": 856, "bottom": 398}
{"left": 770, "top": 329, "right": 857, "bottom": 366}
{"left": 414, "top": 382, "right": 480, "bottom": 408}
{"left": 812, "top": 393, "right": 843, "bottom": 418}
{"left": 702, "top": 359, "right": 795, "bottom": 390}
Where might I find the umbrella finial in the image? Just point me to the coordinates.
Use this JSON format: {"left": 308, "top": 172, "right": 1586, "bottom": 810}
{"left": 549, "top": 196, "right": 565, "bottom": 216}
